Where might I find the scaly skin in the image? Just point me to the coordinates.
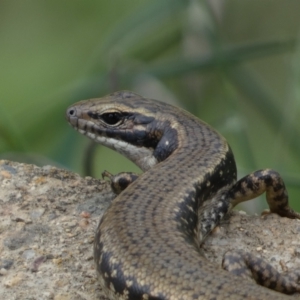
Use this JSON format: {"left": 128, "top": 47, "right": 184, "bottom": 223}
{"left": 66, "top": 91, "right": 300, "bottom": 299}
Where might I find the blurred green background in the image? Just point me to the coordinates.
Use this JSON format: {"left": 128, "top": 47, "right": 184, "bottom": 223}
{"left": 1, "top": 0, "right": 300, "bottom": 213}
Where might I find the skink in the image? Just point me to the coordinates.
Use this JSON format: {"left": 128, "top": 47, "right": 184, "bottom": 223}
{"left": 66, "top": 90, "right": 300, "bottom": 299}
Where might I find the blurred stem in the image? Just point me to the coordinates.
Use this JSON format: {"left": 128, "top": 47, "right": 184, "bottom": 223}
{"left": 0, "top": 114, "right": 27, "bottom": 152}
{"left": 83, "top": 141, "right": 98, "bottom": 177}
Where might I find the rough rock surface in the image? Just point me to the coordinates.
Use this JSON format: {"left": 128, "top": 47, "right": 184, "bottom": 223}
{"left": 0, "top": 160, "right": 300, "bottom": 300}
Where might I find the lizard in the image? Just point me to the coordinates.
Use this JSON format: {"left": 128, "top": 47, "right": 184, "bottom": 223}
{"left": 66, "top": 90, "right": 300, "bottom": 299}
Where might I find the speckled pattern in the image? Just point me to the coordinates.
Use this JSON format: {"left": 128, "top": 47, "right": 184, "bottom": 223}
{"left": 66, "top": 91, "right": 300, "bottom": 299}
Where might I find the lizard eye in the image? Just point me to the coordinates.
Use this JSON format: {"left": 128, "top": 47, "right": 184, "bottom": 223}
{"left": 100, "top": 112, "right": 123, "bottom": 125}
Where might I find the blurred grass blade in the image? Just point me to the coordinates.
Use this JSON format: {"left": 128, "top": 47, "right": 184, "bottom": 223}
{"left": 142, "top": 40, "right": 296, "bottom": 78}
{"left": 86, "top": 0, "right": 187, "bottom": 70}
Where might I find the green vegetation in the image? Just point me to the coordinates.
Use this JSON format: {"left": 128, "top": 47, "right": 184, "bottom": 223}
{"left": 1, "top": 0, "right": 300, "bottom": 213}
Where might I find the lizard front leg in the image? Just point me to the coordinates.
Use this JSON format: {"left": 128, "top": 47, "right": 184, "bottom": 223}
{"left": 102, "top": 170, "right": 139, "bottom": 195}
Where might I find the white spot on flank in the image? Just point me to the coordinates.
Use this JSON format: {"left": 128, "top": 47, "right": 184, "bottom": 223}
{"left": 111, "top": 269, "right": 117, "bottom": 277}
{"left": 181, "top": 217, "right": 188, "bottom": 224}
{"left": 165, "top": 140, "right": 169, "bottom": 146}
{"left": 109, "top": 282, "right": 116, "bottom": 292}
{"left": 219, "top": 171, "right": 223, "bottom": 176}
{"left": 187, "top": 205, "right": 194, "bottom": 212}
{"left": 126, "top": 280, "right": 133, "bottom": 287}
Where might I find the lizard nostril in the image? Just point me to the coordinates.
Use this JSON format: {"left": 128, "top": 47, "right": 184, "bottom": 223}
{"left": 65, "top": 107, "right": 78, "bottom": 123}
{"left": 67, "top": 108, "right": 75, "bottom": 117}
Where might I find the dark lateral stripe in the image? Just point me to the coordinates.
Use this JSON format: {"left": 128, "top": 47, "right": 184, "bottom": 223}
{"left": 94, "top": 118, "right": 178, "bottom": 161}
{"left": 100, "top": 127, "right": 158, "bottom": 149}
